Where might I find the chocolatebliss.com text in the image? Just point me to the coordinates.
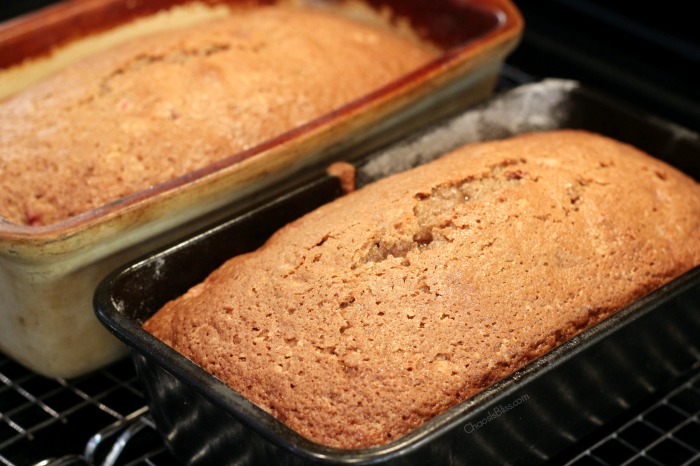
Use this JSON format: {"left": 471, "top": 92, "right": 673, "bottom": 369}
{"left": 463, "top": 394, "right": 530, "bottom": 433}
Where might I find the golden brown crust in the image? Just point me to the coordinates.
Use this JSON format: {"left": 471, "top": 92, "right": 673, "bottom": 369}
{"left": 326, "top": 161, "right": 357, "bottom": 194}
{"left": 143, "top": 130, "right": 700, "bottom": 449}
{"left": 0, "top": 6, "right": 432, "bottom": 226}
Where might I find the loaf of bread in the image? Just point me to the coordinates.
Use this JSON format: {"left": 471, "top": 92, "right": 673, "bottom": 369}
{"left": 143, "top": 130, "right": 700, "bottom": 449}
{"left": 0, "top": 6, "right": 433, "bottom": 226}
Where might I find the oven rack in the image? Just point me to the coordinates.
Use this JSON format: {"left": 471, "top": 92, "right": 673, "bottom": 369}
{"left": 1, "top": 348, "right": 699, "bottom": 466}
{"left": 551, "top": 363, "right": 700, "bottom": 466}
{"left": 0, "top": 355, "right": 174, "bottom": 466}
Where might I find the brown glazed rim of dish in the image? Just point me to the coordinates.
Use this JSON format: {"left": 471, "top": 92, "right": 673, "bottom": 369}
{"left": 0, "top": 0, "right": 524, "bottom": 242}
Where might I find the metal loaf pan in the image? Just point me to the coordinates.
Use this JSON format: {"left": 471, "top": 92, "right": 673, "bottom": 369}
{"left": 0, "top": 0, "right": 523, "bottom": 378}
{"left": 94, "top": 79, "right": 700, "bottom": 465}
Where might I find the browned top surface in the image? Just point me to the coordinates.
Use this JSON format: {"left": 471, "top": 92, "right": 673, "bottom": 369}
{"left": 0, "top": 5, "right": 433, "bottom": 226}
{"left": 144, "top": 130, "right": 700, "bottom": 449}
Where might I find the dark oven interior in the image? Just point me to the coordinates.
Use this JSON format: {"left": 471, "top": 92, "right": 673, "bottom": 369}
{"left": 1, "top": 1, "right": 699, "bottom": 465}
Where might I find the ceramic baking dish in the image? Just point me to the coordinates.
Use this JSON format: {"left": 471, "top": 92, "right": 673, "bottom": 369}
{"left": 94, "top": 79, "right": 700, "bottom": 465}
{"left": 0, "top": 0, "right": 523, "bottom": 378}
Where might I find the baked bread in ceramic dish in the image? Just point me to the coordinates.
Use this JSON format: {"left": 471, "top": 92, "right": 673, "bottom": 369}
{"left": 0, "top": 5, "right": 433, "bottom": 226}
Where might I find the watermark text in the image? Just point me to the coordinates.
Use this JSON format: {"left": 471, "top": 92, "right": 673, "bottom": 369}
{"left": 463, "top": 394, "right": 530, "bottom": 433}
